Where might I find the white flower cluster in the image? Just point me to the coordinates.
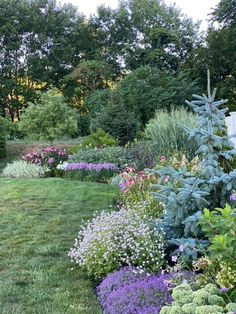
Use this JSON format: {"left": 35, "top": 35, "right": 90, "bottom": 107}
{"left": 2, "top": 160, "right": 46, "bottom": 178}
{"left": 69, "top": 207, "right": 165, "bottom": 278}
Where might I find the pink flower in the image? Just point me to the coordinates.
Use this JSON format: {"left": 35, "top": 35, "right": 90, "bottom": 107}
{"left": 179, "top": 244, "right": 184, "bottom": 252}
{"left": 48, "top": 157, "right": 54, "bottom": 164}
{"left": 160, "top": 156, "right": 166, "bottom": 162}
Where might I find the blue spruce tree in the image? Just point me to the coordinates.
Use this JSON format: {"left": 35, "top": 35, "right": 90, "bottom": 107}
{"left": 152, "top": 71, "right": 236, "bottom": 258}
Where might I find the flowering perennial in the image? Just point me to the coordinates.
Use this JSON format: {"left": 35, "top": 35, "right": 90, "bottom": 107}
{"left": 98, "top": 270, "right": 173, "bottom": 314}
{"left": 57, "top": 162, "right": 116, "bottom": 172}
{"left": 68, "top": 208, "right": 165, "bottom": 278}
{"left": 22, "top": 146, "right": 68, "bottom": 171}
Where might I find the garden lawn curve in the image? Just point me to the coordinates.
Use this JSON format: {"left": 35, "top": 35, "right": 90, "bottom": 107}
{"left": 0, "top": 177, "right": 116, "bottom": 314}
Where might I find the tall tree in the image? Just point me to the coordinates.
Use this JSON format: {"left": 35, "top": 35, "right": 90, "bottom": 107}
{"left": 90, "top": 0, "right": 200, "bottom": 74}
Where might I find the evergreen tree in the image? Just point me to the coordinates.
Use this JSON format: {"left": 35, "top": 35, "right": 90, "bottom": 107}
{"left": 151, "top": 72, "right": 236, "bottom": 257}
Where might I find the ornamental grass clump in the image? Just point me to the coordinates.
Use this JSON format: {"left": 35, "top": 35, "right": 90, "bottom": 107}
{"left": 2, "top": 160, "right": 46, "bottom": 178}
{"left": 68, "top": 208, "right": 165, "bottom": 278}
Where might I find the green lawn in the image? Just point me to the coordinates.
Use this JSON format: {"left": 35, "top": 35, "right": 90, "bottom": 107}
{"left": 0, "top": 177, "right": 116, "bottom": 314}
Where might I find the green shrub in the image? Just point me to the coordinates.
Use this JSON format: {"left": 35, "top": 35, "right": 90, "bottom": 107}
{"left": 0, "top": 117, "right": 23, "bottom": 140}
{"left": 70, "top": 146, "right": 133, "bottom": 168}
{"left": 19, "top": 89, "right": 78, "bottom": 141}
{"left": 91, "top": 97, "right": 140, "bottom": 145}
{"left": 145, "top": 108, "right": 197, "bottom": 159}
{"left": 199, "top": 204, "right": 236, "bottom": 289}
{"left": 69, "top": 205, "right": 165, "bottom": 278}
{"left": 80, "top": 128, "right": 118, "bottom": 149}
{"left": 0, "top": 119, "right": 6, "bottom": 158}
{"left": 2, "top": 160, "right": 46, "bottom": 178}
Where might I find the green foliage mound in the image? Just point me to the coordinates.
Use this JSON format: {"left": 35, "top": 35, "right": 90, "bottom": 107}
{"left": 80, "top": 129, "right": 118, "bottom": 149}
{"left": 19, "top": 89, "right": 78, "bottom": 141}
{"left": 70, "top": 146, "right": 133, "bottom": 168}
{"left": 160, "top": 283, "right": 236, "bottom": 314}
{"left": 145, "top": 108, "right": 197, "bottom": 158}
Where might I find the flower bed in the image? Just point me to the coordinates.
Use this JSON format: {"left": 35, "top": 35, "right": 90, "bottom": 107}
{"left": 58, "top": 162, "right": 117, "bottom": 182}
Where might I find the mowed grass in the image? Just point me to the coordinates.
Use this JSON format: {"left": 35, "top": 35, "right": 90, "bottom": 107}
{"left": 0, "top": 177, "right": 116, "bottom": 314}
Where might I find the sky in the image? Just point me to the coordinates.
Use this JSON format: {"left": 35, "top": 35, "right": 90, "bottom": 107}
{"left": 59, "top": 0, "right": 220, "bottom": 29}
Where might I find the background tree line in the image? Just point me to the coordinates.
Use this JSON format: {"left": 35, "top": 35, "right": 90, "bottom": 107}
{"left": 0, "top": 0, "right": 235, "bottom": 138}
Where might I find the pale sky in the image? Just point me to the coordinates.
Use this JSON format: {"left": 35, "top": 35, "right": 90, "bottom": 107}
{"left": 59, "top": 0, "right": 220, "bottom": 29}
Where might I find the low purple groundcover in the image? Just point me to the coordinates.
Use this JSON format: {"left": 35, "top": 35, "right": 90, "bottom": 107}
{"left": 97, "top": 267, "right": 195, "bottom": 314}
{"left": 60, "top": 162, "right": 116, "bottom": 172}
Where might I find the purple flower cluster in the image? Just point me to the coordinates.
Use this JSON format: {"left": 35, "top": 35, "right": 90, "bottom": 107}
{"left": 61, "top": 162, "right": 116, "bottom": 172}
{"left": 97, "top": 268, "right": 173, "bottom": 314}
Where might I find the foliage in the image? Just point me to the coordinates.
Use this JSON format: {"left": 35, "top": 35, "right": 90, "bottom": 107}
{"left": 70, "top": 146, "right": 133, "bottom": 168}
{"left": 151, "top": 78, "right": 236, "bottom": 255}
{"left": 22, "top": 146, "right": 69, "bottom": 172}
{"left": 128, "top": 140, "right": 156, "bottom": 169}
{"left": 19, "top": 90, "right": 78, "bottom": 141}
{"left": 99, "top": 272, "right": 173, "bottom": 314}
{"left": 91, "top": 95, "right": 140, "bottom": 145}
{"left": 69, "top": 206, "right": 165, "bottom": 278}
{"left": 160, "top": 283, "right": 236, "bottom": 314}
{"left": 0, "top": 117, "right": 23, "bottom": 140}
{"left": 90, "top": 0, "right": 200, "bottom": 73}
{"left": 116, "top": 68, "right": 198, "bottom": 126}
{"left": 111, "top": 166, "right": 160, "bottom": 214}
{"left": 150, "top": 77, "right": 236, "bottom": 264}
{"left": 0, "top": 177, "right": 116, "bottom": 313}
{"left": 0, "top": 119, "right": 6, "bottom": 158}
{"left": 199, "top": 204, "right": 236, "bottom": 288}
{"left": 80, "top": 128, "right": 118, "bottom": 149}
{"left": 145, "top": 108, "right": 197, "bottom": 159}
{"left": 2, "top": 160, "right": 46, "bottom": 178}
{"left": 57, "top": 162, "right": 117, "bottom": 183}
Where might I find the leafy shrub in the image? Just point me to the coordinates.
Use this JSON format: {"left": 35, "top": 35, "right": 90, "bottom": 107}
{"left": 100, "top": 272, "right": 173, "bottom": 314}
{"left": 145, "top": 108, "right": 197, "bottom": 159}
{"left": 116, "top": 67, "right": 198, "bottom": 126}
{"left": 19, "top": 89, "right": 78, "bottom": 141}
{"left": 80, "top": 128, "right": 118, "bottom": 149}
{"left": 2, "top": 160, "right": 46, "bottom": 178}
{"left": 58, "top": 162, "right": 117, "bottom": 182}
{"left": 199, "top": 204, "right": 236, "bottom": 289}
{"left": 0, "top": 119, "right": 6, "bottom": 158}
{"left": 91, "top": 97, "right": 140, "bottom": 145}
{"left": 70, "top": 146, "right": 133, "bottom": 168}
{"left": 69, "top": 207, "right": 165, "bottom": 278}
{"left": 22, "top": 146, "right": 68, "bottom": 173}
{"left": 0, "top": 117, "right": 23, "bottom": 140}
{"left": 160, "top": 283, "right": 236, "bottom": 314}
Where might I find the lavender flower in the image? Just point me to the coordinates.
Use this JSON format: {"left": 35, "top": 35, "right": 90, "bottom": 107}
{"left": 230, "top": 193, "right": 236, "bottom": 202}
{"left": 100, "top": 272, "right": 173, "bottom": 314}
{"left": 97, "top": 267, "right": 147, "bottom": 305}
{"left": 219, "top": 287, "right": 229, "bottom": 294}
{"left": 58, "top": 162, "right": 116, "bottom": 172}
